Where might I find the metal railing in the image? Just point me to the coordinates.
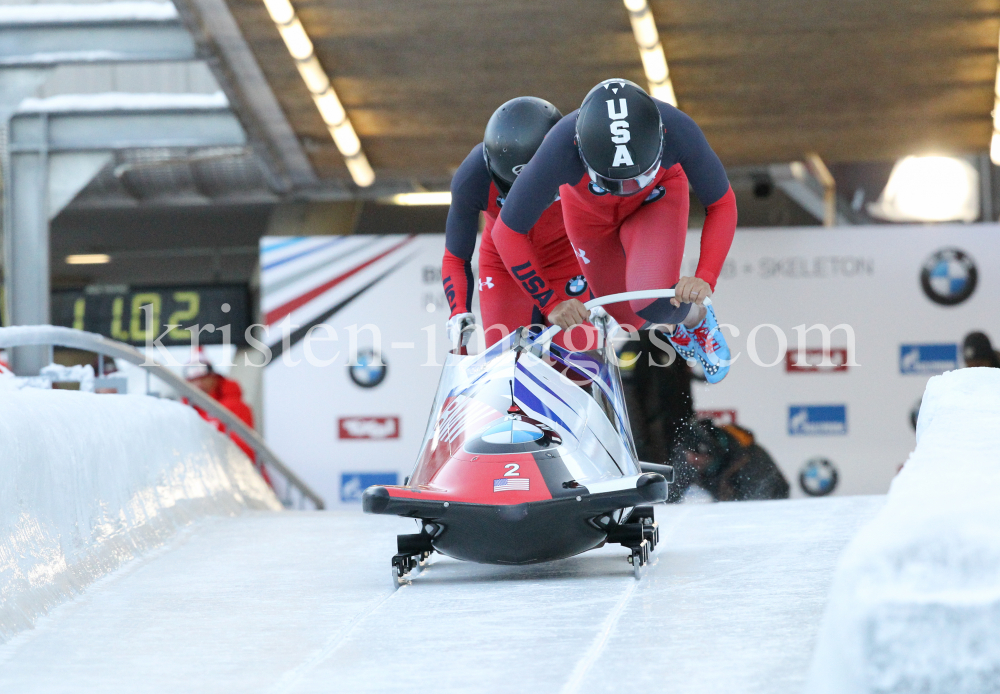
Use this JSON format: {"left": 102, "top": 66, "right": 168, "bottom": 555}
{"left": 0, "top": 325, "right": 324, "bottom": 510}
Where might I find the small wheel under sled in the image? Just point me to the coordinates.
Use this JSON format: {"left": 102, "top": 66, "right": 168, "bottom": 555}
{"left": 627, "top": 506, "right": 659, "bottom": 552}
{"left": 626, "top": 540, "right": 650, "bottom": 580}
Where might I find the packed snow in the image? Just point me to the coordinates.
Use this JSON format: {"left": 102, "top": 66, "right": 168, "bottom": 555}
{"left": 805, "top": 367, "right": 1000, "bottom": 694}
{"left": 0, "top": 388, "right": 279, "bottom": 643}
{"left": 0, "top": 498, "right": 882, "bottom": 693}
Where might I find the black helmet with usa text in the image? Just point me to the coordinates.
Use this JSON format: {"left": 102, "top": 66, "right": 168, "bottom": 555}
{"left": 483, "top": 97, "right": 562, "bottom": 196}
{"left": 576, "top": 79, "right": 663, "bottom": 196}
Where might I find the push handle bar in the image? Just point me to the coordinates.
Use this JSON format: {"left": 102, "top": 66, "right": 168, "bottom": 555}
{"left": 535, "top": 288, "right": 713, "bottom": 345}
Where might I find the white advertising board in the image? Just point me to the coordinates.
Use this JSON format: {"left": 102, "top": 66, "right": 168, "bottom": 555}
{"left": 260, "top": 226, "right": 999, "bottom": 507}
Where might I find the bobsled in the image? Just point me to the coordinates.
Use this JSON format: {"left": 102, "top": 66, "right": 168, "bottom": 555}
{"left": 363, "top": 290, "right": 687, "bottom": 586}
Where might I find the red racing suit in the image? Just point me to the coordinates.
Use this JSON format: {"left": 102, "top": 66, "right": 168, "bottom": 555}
{"left": 489, "top": 100, "right": 738, "bottom": 329}
{"left": 442, "top": 143, "right": 588, "bottom": 347}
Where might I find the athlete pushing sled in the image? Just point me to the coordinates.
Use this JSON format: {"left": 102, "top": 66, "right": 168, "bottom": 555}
{"left": 491, "top": 78, "right": 737, "bottom": 382}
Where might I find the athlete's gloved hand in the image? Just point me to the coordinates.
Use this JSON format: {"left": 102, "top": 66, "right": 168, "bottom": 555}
{"left": 446, "top": 312, "right": 477, "bottom": 348}
{"left": 547, "top": 299, "right": 590, "bottom": 330}
{"left": 670, "top": 276, "right": 712, "bottom": 307}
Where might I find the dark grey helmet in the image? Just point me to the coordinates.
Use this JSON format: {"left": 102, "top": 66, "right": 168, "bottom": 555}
{"left": 483, "top": 97, "right": 562, "bottom": 196}
{"left": 576, "top": 79, "right": 663, "bottom": 196}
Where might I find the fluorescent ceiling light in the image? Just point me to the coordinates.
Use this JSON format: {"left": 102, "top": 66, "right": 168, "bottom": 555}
{"left": 639, "top": 46, "right": 668, "bottom": 84}
{"left": 622, "top": 0, "right": 677, "bottom": 107}
{"left": 277, "top": 18, "right": 313, "bottom": 61}
{"left": 296, "top": 56, "right": 329, "bottom": 94}
{"left": 390, "top": 192, "right": 452, "bottom": 206}
{"left": 630, "top": 12, "right": 658, "bottom": 48}
{"left": 261, "top": 0, "right": 373, "bottom": 186}
{"left": 66, "top": 254, "right": 110, "bottom": 265}
{"left": 262, "top": 0, "right": 294, "bottom": 24}
{"left": 314, "top": 89, "right": 345, "bottom": 126}
{"left": 345, "top": 156, "right": 375, "bottom": 188}
{"left": 868, "top": 156, "right": 979, "bottom": 223}
{"left": 329, "top": 121, "right": 361, "bottom": 157}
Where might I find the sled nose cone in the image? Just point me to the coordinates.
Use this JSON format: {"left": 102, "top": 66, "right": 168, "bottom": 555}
{"left": 362, "top": 485, "right": 391, "bottom": 514}
{"left": 636, "top": 473, "right": 668, "bottom": 503}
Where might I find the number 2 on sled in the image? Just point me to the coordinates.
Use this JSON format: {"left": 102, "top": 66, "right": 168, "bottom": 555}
{"left": 504, "top": 463, "right": 520, "bottom": 477}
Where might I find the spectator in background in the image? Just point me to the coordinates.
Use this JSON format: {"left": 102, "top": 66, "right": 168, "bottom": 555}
{"left": 667, "top": 417, "right": 789, "bottom": 503}
{"left": 963, "top": 331, "right": 1000, "bottom": 369}
{"left": 184, "top": 358, "right": 272, "bottom": 488}
{"left": 618, "top": 331, "right": 788, "bottom": 502}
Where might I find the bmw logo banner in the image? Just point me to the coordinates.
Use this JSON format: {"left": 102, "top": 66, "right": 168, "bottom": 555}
{"left": 920, "top": 248, "right": 977, "bottom": 306}
{"left": 349, "top": 349, "right": 387, "bottom": 388}
{"left": 799, "top": 458, "right": 838, "bottom": 496}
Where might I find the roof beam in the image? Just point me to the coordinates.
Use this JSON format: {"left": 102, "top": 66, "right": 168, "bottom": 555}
{"left": 9, "top": 93, "right": 245, "bottom": 152}
{"left": 172, "top": 0, "right": 319, "bottom": 190}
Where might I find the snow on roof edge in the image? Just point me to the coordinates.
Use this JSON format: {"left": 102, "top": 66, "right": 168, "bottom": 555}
{"left": 17, "top": 91, "right": 230, "bottom": 114}
{"left": 0, "top": 2, "right": 178, "bottom": 25}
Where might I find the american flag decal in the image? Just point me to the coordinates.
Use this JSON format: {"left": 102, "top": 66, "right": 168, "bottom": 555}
{"left": 494, "top": 478, "right": 530, "bottom": 492}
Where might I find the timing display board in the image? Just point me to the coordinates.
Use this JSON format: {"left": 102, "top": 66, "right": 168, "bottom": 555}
{"left": 52, "top": 285, "right": 250, "bottom": 346}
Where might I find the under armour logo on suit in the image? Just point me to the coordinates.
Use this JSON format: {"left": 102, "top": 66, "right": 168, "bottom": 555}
{"left": 575, "top": 248, "right": 591, "bottom": 265}
{"left": 479, "top": 277, "right": 494, "bottom": 290}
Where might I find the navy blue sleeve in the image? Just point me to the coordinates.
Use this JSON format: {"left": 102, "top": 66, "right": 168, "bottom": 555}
{"left": 497, "top": 112, "right": 586, "bottom": 234}
{"left": 445, "top": 143, "right": 491, "bottom": 259}
{"left": 657, "top": 100, "right": 730, "bottom": 207}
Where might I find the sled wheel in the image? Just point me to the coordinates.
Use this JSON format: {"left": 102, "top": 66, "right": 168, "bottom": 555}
{"left": 391, "top": 565, "right": 404, "bottom": 591}
{"left": 632, "top": 548, "right": 643, "bottom": 580}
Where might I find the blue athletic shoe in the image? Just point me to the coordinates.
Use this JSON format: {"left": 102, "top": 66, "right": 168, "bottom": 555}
{"left": 666, "top": 304, "right": 731, "bottom": 383}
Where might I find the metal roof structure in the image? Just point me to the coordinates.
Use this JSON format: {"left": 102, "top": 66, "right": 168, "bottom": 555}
{"left": 177, "top": 0, "right": 1000, "bottom": 195}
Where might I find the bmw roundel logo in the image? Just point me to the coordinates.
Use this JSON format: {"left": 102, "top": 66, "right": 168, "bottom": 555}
{"left": 349, "top": 349, "right": 387, "bottom": 388}
{"left": 588, "top": 182, "right": 608, "bottom": 196}
{"left": 799, "top": 457, "right": 838, "bottom": 496}
{"left": 641, "top": 185, "right": 666, "bottom": 205}
{"left": 920, "top": 248, "right": 977, "bottom": 306}
{"left": 565, "top": 274, "right": 588, "bottom": 297}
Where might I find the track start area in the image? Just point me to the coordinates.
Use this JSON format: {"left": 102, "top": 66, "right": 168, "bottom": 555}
{"left": 0, "top": 497, "right": 882, "bottom": 694}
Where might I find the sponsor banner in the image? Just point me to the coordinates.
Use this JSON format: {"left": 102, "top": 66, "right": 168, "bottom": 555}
{"left": 785, "top": 348, "right": 849, "bottom": 372}
{"left": 899, "top": 344, "right": 958, "bottom": 375}
{"left": 338, "top": 416, "right": 400, "bottom": 440}
{"left": 340, "top": 472, "right": 398, "bottom": 503}
{"left": 788, "top": 405, "right": 848, "bottom": 436}
{"left": 263, "top": 228, "right": 999, "bottom": 505}
{"left": 696, "top": 409, "right": 737, "bottom": 427}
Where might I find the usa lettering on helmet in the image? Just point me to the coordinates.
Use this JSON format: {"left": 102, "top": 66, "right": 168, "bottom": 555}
{"left": 606, "top": 98, "right": 634, "bottom": 167}
{"left": 606, "top": 99, "right": 628, "bottom": 120}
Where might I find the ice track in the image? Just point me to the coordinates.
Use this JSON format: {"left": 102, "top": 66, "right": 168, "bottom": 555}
{"left": 0, "top": 496, "right": 882, "bottom": 694}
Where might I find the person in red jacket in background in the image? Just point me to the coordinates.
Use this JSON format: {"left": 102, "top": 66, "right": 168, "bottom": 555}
{"left": 185, "top": 359, "right": 273, "bottom": 488}
{"left": 442, "top": 96, "right": 595, "bottom": 350}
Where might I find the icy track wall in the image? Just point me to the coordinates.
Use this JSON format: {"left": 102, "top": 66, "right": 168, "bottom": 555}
{"left": 805, "top": 368, "right": 1000, "bottom": 694}
{"left": 0, "top": 388, "right": 281, "bottom": 642}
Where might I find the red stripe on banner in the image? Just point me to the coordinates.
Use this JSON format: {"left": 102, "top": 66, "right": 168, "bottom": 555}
{"left": 265, "top": 236, "right": 415, "bottom": 326}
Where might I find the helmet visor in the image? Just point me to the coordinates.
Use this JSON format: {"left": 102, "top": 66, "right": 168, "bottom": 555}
{"left": 587, "top": 159, "right": 660, "bottom": 196}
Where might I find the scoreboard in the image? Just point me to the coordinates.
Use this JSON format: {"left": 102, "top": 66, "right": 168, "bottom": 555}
{"left": 51, "top": 285, "right": 251, "bottom": 346}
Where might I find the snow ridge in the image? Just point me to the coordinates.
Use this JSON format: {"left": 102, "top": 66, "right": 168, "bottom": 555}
{"left": 0, "top": 389, "right": 280, "bottom": 643}
{"left": 805, "top": 368, "right": 1000, "bottom": 694}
